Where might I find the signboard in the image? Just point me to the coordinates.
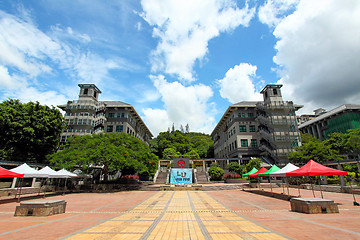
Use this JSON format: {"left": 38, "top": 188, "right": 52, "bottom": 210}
{"left": 173, "top": 158, "right": 190, "bottom": 168}
{"left": 170, "top": 168, "right": 192, "bottom": 184}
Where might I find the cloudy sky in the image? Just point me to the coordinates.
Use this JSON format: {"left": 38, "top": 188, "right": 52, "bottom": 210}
{"left": 1, "top": 0, "right": 359, "bottom": 136}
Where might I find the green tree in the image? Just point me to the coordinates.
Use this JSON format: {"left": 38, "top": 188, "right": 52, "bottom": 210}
{"left": 245, "top": 158, "right": 262, "bottom": 173}
{"left": 150, "top": 130, "right": 214, "bottom": 159}
{"left": 300, "top": 133, "right": 319, "bottom": 144}
{"left": 0, "top": 99, "right": 64, "bottom": 163}
{"left": 288, "top": 140, "right": 342, "bottom": 164}
{"left": 208, "top": 163, "right": 224, "bottom": 181}
{"left": 49, "top": 133, "right": 158, "bottom": 181}
{"left": 162, "top": 147, "right": 180, "bottom": 159}
{"left": 226, "top": 162, "right": 244, "bottom": 175}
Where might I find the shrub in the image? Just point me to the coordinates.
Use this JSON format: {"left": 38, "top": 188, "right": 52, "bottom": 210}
{"left": 208, "top": 165, "right": 224, "bottom": 181}
{"left": 224, "top": 174, "right": 241, "bottom": 179}
{"left": 226, "top": 162, "right": 244, "bottom": 174}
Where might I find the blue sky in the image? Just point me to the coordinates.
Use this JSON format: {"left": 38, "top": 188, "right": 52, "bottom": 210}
{"left": 1, "top": 0, "right": 359, "bottom": 136}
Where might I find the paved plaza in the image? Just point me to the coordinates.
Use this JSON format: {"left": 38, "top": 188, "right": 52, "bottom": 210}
{"left": 0, "top": 187, "right": 359, "bottom": 239}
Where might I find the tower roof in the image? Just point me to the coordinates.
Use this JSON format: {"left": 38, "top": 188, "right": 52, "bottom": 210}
{"left": 78, "top": 84, "right": 102, "bottom": 93}
{"left": 260, "top": 84, "right": 283, "bottom": 94}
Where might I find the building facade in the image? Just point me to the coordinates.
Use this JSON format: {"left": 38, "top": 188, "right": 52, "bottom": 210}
{"left": 299, "top": 104, "right": 360, "bottom": 140}
{"left": 58, "top": 84, "right": 153, "bottom": 148}
{"left": 211, "top": 84, "right": 302, "bottom": 165}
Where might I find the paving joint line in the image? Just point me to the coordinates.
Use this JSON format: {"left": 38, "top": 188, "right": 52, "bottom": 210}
{"left": 204, "top": 191, "right": 293, "bottom": 240}
{"left": 59, "top": 191, "right": 158, "bottom": 240}
{"left": 139, "top": 192, "right": 175, "bottom": 240}
{"left": 187, "top": 191, "right": 213, "bottom": 240}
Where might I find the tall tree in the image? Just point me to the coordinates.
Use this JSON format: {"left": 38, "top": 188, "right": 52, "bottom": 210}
{"left": 185, "top": 124, "right": 190, "bottom": 133}
{"left": 0, "top": 99, "right": 64, "bottom": 163}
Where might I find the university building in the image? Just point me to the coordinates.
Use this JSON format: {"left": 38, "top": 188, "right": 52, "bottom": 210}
{"left": 298, "top": 104, "right": 360, "bottom": 140}
{"left": 211, "top": 84, "right": 302, "bottom": 165}
{"left": 58, "top": 84, "right": 153, "bottom": 149}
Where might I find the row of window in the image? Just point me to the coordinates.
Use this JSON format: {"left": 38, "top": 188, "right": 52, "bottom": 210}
{"left": 108, "top": 112, "right": 127, "bottom": 118}
{"left": 238, "top": 112, "right": 255, "bottom": 118}
{"left": 228, "top": 127, "right": 236, "bottom": 138}
{"left": 228, "top": 140, "right": 237, "bottom": 152}
{"left": 107, "top": 125, "right": 124, "bottom": 133}
{"left": 240, "top": 139, "right": 258, "bottom": 148}
{"left": 106, "top": 125, "right": 137, "bottom": 137}
{"left": 239, "top": 125, "right": 256, "bottom": 132}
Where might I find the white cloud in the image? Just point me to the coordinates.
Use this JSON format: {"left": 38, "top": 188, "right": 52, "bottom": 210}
{"left": 142, "top": 108, "right": 171, "bottom": 137}
{"left": 218, "top": 63, "right": 262, "bottom": 103}
{"left": 258, "top": 0, "right": 299, "bottom": 27}
{"left": 272, "top": 0, "right": 360, "bottom": 113}
{"left": 140, "top": 0, "right": 255, "bottom": 82}
{"left": 0, "top": 10, "right": 59, "bottom": 78}
{"left": 142, "top": 75, "right": 216, "bottom": 136}
{"left": 2, "top": 85, "right": 68, "bottom": 108}
{"left": 0, "top": 65, "right": 16, "bottom": 88}
{"left": 0, "top": 9, "right": 139, "bottom": 107}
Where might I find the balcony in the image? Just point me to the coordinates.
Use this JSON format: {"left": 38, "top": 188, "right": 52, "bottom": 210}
{"left": 61, "top": 129, "right": 93, "bottom": 136}
{"left": 256, "top": 101, "right": 294, "bottom": 111}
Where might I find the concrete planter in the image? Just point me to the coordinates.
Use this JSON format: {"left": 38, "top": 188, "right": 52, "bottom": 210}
{"left": 224, "top": 179, "right": 248, "bottom": 183}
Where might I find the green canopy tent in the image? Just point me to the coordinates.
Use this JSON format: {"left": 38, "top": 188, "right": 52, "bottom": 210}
{"left": 242, "top": 167, "right": 258, "bottom": 177}
{"left": 258, "top": 165, "right": 280, "bottom": 192}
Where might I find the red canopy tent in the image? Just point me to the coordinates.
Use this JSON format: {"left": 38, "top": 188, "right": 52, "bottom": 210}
{"left": 0, "top": 167, "right": 24, "bottom": 178}
{"left": 0, "top": 167, "right": 24, "bottom": 202}
{"left": 286, "top": 160, "right": 348, "bottom": 177}
{"left": 286, "top": 160, "right": 348, "bottom": 198}
{"left": 249, "top": 167, "right": 268, "bottom": 177}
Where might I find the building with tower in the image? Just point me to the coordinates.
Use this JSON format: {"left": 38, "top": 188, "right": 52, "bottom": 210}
{"left": 211, "top": 84, "right": 303, "bottom": 165}
{"left": 58, "top": 84, "right": 152, "bottom": 149}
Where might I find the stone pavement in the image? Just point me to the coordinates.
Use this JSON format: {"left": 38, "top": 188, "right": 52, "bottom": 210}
{"left": 0, "top": 187, "right": 359, "bottom": 239}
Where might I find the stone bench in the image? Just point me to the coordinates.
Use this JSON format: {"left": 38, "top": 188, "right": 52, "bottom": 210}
{"left": 14, "top": 200, "right": 66, "bottom": 216}
{"left": 290, "top": 197, "right": 339, "bottom": 214}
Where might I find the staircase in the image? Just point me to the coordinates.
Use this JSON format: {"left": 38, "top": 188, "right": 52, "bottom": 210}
{"left": 155, "top": 171, "right": 168, "bottom": 184}
{"left": 195, "top": 167, "right": 208, "bottom": 184}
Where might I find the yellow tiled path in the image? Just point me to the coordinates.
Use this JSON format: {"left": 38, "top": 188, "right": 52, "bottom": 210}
{"left": 66, "top": 191, "right": 288, "bottom": 240}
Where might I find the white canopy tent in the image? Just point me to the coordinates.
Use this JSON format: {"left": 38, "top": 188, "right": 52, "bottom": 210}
{"left": 269, "top": 163, "right": 299, "bottom": 177}
{"left": 57, "top": 169, "right": 78, "bottom": 178}
{"left": 10, "top": 163, "right": 49, "bottom": 178}
{"left": 269, "top": 163, "right": 300, "bottom": 196}
{"left": 10, "top": 163, "right": 49, "bottom": 189}
{"left": 38, "top": 166, "right": 69, "bottom": 178}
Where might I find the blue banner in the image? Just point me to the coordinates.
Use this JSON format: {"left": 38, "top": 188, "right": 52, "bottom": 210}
{"left": 170, "top": 168, "right": 193, "bottom": 184}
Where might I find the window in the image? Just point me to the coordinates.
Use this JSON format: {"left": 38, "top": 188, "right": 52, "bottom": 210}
{"left": 273, "top": 88, "right": 278, "bottom": 95}
{"left": 83, "top": 88, "right": 88, "bottom": 95}
{"left": 248, "top": 112, "right": 254, "bottom": 118}
{"left": 94, "top": 92, "right": 97, "bottom": 98}
{"left": 116, "top": 125, "right": 123, "bottom": 132}
{"left": 121, "top": 113, "right": 125, "bottom": 118}
{"left": 241, "top": 139, "right": 248, "bottom": 147}
{"left": 239, "top": 125, "right": 247, "bottom": 132}
{"left": 239, "top": 113, "right": 246, "bottom": 118}
{"left": 249, "top": 125, "right": 256, "bottom": 132}
{"left": 107, "top": 125, "right": 113, "bottom": 132}
{"left": 108, "top": 113, "right": 115, "bottom": 118}
{"left": 251, "top": 139, "right": 257, "bottom": 148}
